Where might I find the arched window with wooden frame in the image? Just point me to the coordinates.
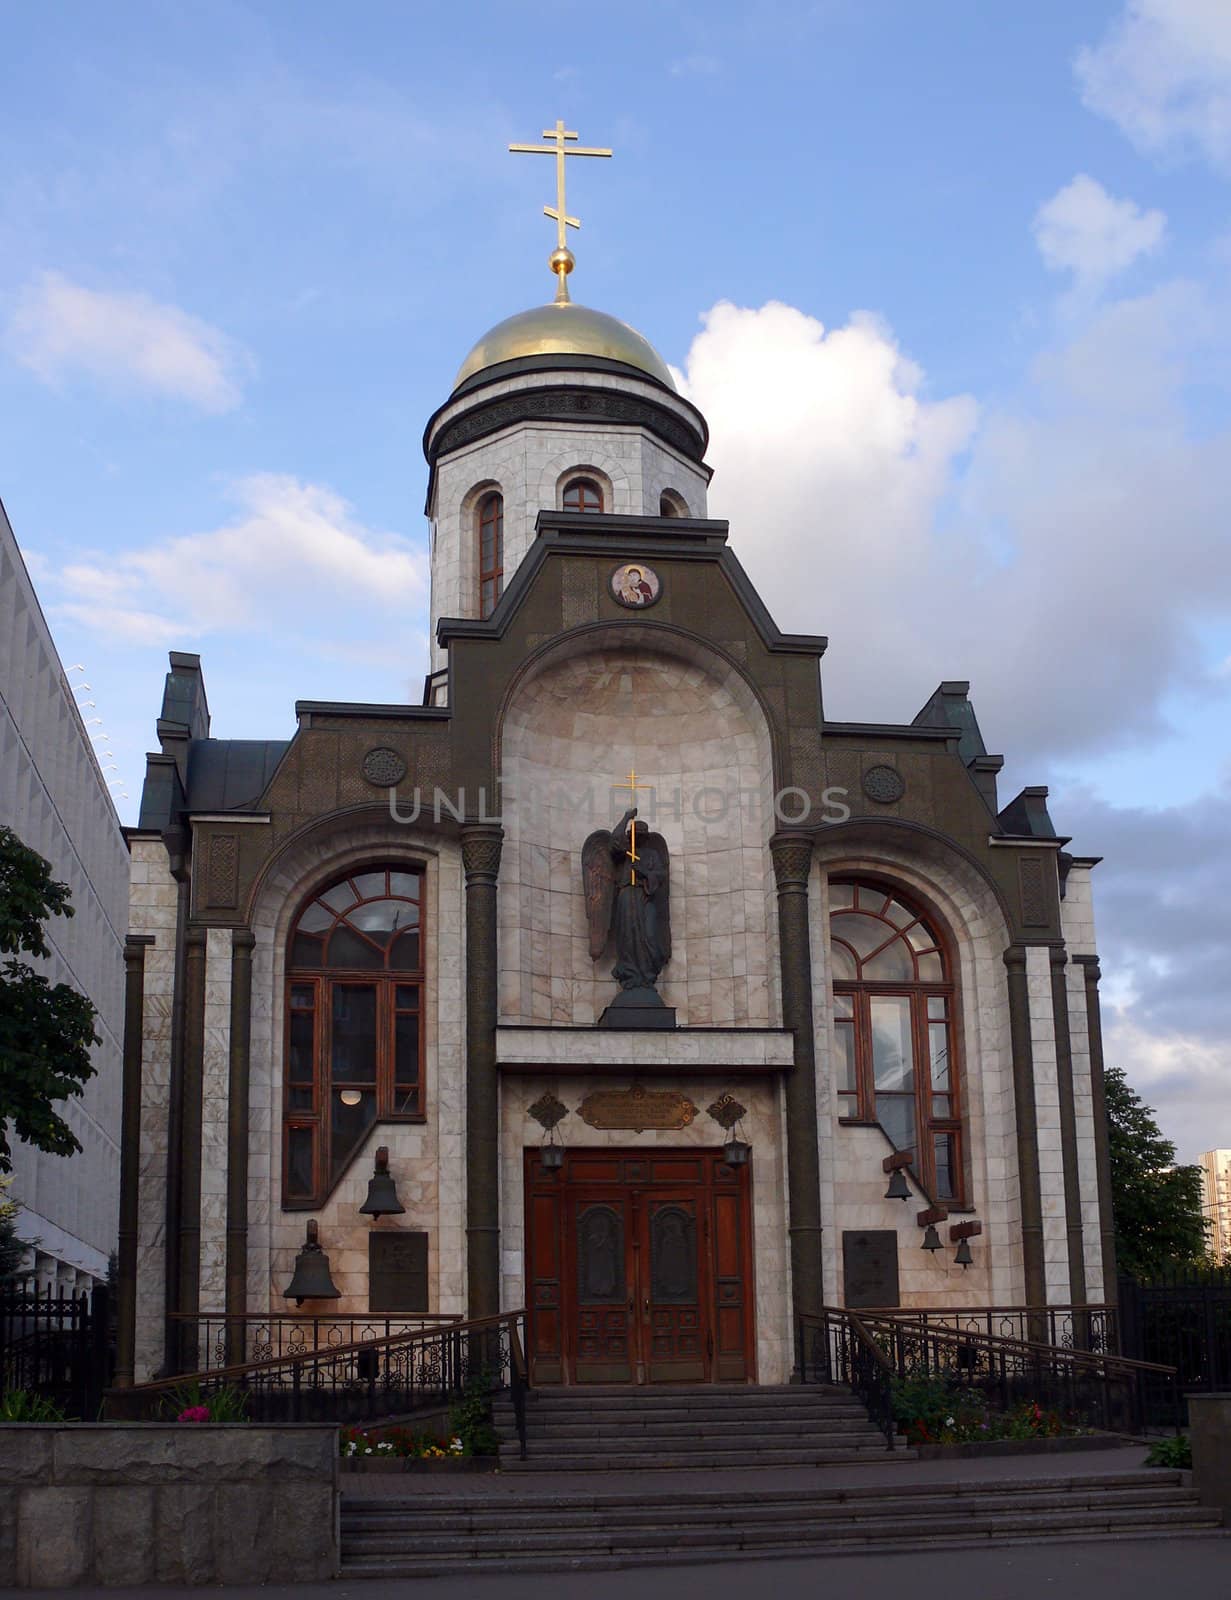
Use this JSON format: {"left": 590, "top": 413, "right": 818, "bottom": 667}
{"left": 283, "top": 867, "right": 425, "bottom": 1208}
{"left": 829, "top": 879, "right": 964, "bottom": 1204}
{"left": 477, "top": 491, "right": 503, "bottom": 619}
{"left": 562, "top": 476, "right": 603, "bottom": 513}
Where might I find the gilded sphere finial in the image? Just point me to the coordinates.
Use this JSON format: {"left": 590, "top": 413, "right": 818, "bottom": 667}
{"left": 549, "top": 247, "right": 575, "bottom": 277}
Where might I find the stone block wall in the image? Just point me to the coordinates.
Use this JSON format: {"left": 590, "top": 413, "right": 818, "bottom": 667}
{"left": 0, "top": 1424, "right": 338, "bottom": 1588}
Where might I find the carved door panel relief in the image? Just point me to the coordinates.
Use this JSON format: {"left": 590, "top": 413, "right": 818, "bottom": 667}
{"left": 569, "top": 1192, "right": 635, "bottom": 1383}
{"left": 641, "top": 1195, "right": 705, "bottom": 1383}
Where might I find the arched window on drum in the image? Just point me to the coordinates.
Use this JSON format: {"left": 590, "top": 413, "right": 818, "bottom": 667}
{"left": 829, "top": 879, "right": 963, "bottom": 1204}
{"left": 283, "top": 867, "right": 425, "bottom": 1206}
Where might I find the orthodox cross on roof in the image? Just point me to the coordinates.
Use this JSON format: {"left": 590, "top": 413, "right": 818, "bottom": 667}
{"left": 508, "top": 119, "right": 612, "bottom": 303}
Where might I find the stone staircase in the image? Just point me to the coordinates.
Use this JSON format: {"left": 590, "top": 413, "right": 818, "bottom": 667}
{"left": 491, "top": 1383, "right": 905, "bottom": 1471}
{"left": 340, "top": 1469, "right": 1223, "bottom": 1577}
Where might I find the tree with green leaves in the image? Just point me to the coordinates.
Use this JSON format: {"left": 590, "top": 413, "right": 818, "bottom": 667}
{"left": 0, "top": 1174, "right": 27, "bottom": 1280}
{"left": 1105, "top": 1064, "right": 1208, "bottom": 1278}
{"left": 0, "top": 825, "right": 99, "bottom": 1173}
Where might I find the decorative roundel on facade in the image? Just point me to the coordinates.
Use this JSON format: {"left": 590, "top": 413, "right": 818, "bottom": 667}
{"left": 863, "top": 764, "right": 905, "bottom": 804}
{"left": 610, "top": 562, "right": 662, "bottom": 609}
{"left": 361, "top": 747, "right": 408, "bottom": 788}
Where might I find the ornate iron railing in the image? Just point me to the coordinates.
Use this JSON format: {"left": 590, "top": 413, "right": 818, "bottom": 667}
{"left": 113, "top": 1311, "right": 530, "bottom": 1455}
{"left": 858, "top": 1310, "right": 1180, "bottom": 1433}
{"left": 797, "top": 1309, "right": 896, "bottom": 1447}
{"left": 169, "top": 1310, "right": 461, "bottom": 1374}
{"left": 0, "top": 1285, "right": 111, "bottom": 1418}
{"left": 864, "top": 1302, "right": 1119, "bottom": 1356}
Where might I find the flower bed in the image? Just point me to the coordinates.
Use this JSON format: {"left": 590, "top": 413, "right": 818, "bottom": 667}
{"left": 339, "top": 1423, "right": 496, "bottom": 1472}
{"left": 891, "top": 1375, "right": 1092, "bottom": 1450}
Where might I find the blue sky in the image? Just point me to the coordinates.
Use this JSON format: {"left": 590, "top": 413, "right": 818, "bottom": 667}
{"left": 2, "top": 1, "right": 1230, "bottom": 1160}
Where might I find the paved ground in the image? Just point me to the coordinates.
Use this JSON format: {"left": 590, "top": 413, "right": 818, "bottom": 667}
{"left": 341, "top": 1440, "right": 1149, "bottom": 1497}
{"left": 6, "top": 1539, "right": 1225, "bottom": 1600}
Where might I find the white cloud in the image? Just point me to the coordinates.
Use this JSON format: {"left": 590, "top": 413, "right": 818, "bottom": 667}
{"left": 56, "top": 474, "right": 426, "bottom": 655}
{"left": 7, "top": 271, "right": 252, "bottom": 411}
{"left": 1076, "top": 0, "right": 1231, "bottom": 169}
{"left": 1033, "top": 174, "right": 1166, "bottom": 284}
{"left": 681, "top": 283, "right": 1231, "bottom": 764}
{"left": 670, "top": 55, "right": 722, "bottom": 78}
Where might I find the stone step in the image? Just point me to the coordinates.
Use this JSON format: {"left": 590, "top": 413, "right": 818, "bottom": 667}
{"left": 342, "top": 1468, "right": 1184, "bottom": 1516}
{"left": 503, "top": 1416, "right": 884, "bottom": 1440}
{"left": 345, "top": 1499, "right": 1222, "bottom": 1557}
{"left": 497, "top": 1445, "right": 910, "bottom": 1470}
{"left": 343, "top": 1483, "right": 1203, "bottom": 1536}
{"left": 496, "top": 1404, "right": 872, "bottom": 1425}
{"left": 498, "top": 1388, "right": 852, "bottom": 1409}
{"left": 341, "top": 1514, "right": 1224, "bottom": 1577}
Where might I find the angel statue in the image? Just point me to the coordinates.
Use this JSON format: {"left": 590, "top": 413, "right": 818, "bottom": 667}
{"left": 582, "top": 808, "right": 672, "bottom": 995}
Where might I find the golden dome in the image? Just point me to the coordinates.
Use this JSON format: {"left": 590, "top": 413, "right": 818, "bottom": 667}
{"left": 454, "top": 301, "right": 675, "bottom": 391}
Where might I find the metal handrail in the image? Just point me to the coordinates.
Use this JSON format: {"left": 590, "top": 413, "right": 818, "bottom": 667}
{"left": 857, "top": 1312, "right": 1176, "bottom": 1377}
{"left": 797, "top": 1308, "right": 896, "bottom": 1448}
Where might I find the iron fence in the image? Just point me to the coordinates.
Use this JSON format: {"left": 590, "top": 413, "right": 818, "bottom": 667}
{"left": 1, "top": 1284, "right": 111, "bottom": 1418}
{"left": 115, "top": 1310, "right": 530, "bottom": 1454}
{"left": 169, "top": 1310, "right": 462, "bottom": 1374}
{"left": 1119, "top": 1272, "right": 1231, "bottom": 1398}
{"left": 863, "top": 1302, "right": 1119, "bottom": 1355}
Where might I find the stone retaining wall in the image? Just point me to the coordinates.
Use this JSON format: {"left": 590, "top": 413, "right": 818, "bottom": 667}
{"left": 0, "top": 1424, "right": 338, "bottom": 1587}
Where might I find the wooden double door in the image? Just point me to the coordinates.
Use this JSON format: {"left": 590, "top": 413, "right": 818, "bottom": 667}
{"left": 525, "top": 1149, "right": 755, "bottom": 1386}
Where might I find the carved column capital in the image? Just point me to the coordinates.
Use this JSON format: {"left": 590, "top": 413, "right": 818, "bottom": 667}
{"left": 1074, "top": 953, "right": 1102, "bottom": 985}
{"left": 1002, "top": 943, "right": 1028, "bottom": 973}
{"left": 1049, "top": 946, "right": 1069, "bottom": 971}
{"left": 461, "top": 824, "right": 504, "bottom": 885}
{"left": 769, "top": 832, "right": 814, "bottom": 891}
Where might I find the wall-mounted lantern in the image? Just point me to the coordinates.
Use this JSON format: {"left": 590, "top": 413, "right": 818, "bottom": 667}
{"left": 707, "top": 1093, "right": 751, "bottom": 1167}
{"left": 528, "top": 1091, "right": 569, "bottom": 1174}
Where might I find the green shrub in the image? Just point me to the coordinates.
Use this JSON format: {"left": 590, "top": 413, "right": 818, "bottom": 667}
{"left": 0, "top": 1389, "right": 65, "bottom": 1422}
{"left": 1145, "top": 1433, "right": 1192, "bottom": 1469}
{"left": 161, "top": 1378, "right": 249, "bottom": 1423}
{"left": 447, "top": 1372, "right": 500, "bottom": 1457}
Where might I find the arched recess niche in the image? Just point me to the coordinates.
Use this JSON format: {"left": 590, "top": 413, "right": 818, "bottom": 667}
{"left": 497, "top": 625, "right": 780, "bottom": 1028}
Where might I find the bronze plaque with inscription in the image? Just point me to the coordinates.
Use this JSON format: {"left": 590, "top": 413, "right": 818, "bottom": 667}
{"left": 369, "top": 1231, "right": 429, "bottom": 1313}
{"left": 577, "top": 1085, "right": 697, "bottom": 1133}
{"left": 842, "top": 1230, "right": 901, "bottom": 1309}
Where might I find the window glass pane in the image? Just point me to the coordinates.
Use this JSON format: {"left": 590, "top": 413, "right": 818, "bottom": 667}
{"left": 831, "top": 912, "right": 887, "bottom": 962}
{"left": 349, "top": 897, "right": 409, "bottom": 934}
{"left": 883, "top": 898, "right": 914, "bottom": 928}
{"left": 877, "top": 1094, "right": 917, "bottom": 1152}
{"left": 869, "top": 996, "right": 913, "bottom": 1091}
{"left": 905, "top": 922, "right": 933, "bottom": 952}
{"left": 289, "top": 1012, "right": 314, "bottom": 1083}
{"left": 829, "top": 940, "right": 857, "bottom": 981}
{"left": 934, "top": 1133, "right": 957, "bottom": 1200}
{"left": 290, "top": 983, "right": 314, "bottom": 1009}
{"left": 389, "top": 872, "right": 420, "bottom": 900}
{"left": 288, "top": 1086, "right": 312, "bottom": 1112}
{"left": 838, "top": 1093, "right": 859, "bottom": 1118}
{"left": 396, "top": 984, "right": 420, "bottom": 1009}
{"left": 320, "top": 881, "right": 358, "bottom": 912}
{"left": 862, "top": 938, "right": 914, "bottom": 982}
{"left": 291, "top": 933, "right": 323, "bottom": 967}
{"left": 832, "top": 991, "right": 853, "bottom": 1019}
{"left": 297, "top": 902, "right": 332, "bottom": 933}
{"left": 927, "top": 995, "right": 947, "bottom": 1020}
{"left": 928, "top": 1022, "right": 951, "bottom": 1091}
{"left": 931, "top": 1093, "right": 952, "bottom": 1118}
{"left": 395, "top": 1013, "right": 420, "bottom": 1087}
{"left": 828, "top": 882, "right": 854, "bottom": 910}
{"left": 389, "top": 928, "right": 421, "bottom": 971}
{"left": 331, "top": 985, "right": 377, "bottom": 1082}
{"left": 326, "top": 925, "right": 382, "bottom": 970}
{"left": 917, "top": 952, "right": 944, "bottom": 982}
{"left": 286, "top": 1127, "right": 314, "bottom": 1199}
{"left": 834, "top": 1019, "right": 857, "bottom": 1093}
{"left": 353, "top": 871, "right": 387, "bottom": 899}
{"left": 331, "top": 1088, "right": 376, "bottom": 1180}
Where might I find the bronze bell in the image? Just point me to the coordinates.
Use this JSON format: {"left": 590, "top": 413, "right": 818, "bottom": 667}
{"left": 283, "top": 1219, "right": 341, "bottom": 1304}
{"left": 921, "top": 1224, "right": 943, "bottom": 1252}
{"left": 954, "top": 1237, "right": 973, "bottom": 1269}
{"left": 884, "top": 1167, "right": 910, "bottom": 1202}
{"left": 359, "top": 1146, "right": 405, "bottom": 1217}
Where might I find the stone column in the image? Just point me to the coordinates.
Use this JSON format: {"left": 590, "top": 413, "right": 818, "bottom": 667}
{"left": 176, "top": 924, "right": 207, "bottom": 1372}
{"left": 1004, "top": 945, "right": 1047, "bottom": 1308}
{"left": 225, "top": 928, "right": 256, "bottom": 1367}
{"left": 1049, "top": 949, "right": 1088, "bottom": 1308}
{"left": 462, "top": 824, "right": 503, "bottom": 1322}
{"left": 770, "top": 833, "right": 825, "bottom": 1346}
{"left": 1075, "top": 956, "right": 1118, "bottom": 1310}
{"left": 161, "top": 826, "right": 190, "bottom": 1375}
{"left": 114, "top": 934, "right": 155, "bottom": 1387}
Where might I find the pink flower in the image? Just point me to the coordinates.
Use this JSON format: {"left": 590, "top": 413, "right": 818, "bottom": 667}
{"left": 177, "top": 1405, "right": 210, "bottom": 1423}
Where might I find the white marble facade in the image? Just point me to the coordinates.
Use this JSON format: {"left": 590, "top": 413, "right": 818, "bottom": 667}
{"left": 426, "top": 365, "right": 710, "bottom": 669}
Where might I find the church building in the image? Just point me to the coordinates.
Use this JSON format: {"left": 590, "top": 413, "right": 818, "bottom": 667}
{"left": 116, "top": 128, "right": 1117, "bottom": 1388}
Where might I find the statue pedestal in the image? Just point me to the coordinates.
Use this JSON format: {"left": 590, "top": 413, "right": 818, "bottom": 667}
{"left": 597, "top": 986, "right": 676, "bottom": 1031}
